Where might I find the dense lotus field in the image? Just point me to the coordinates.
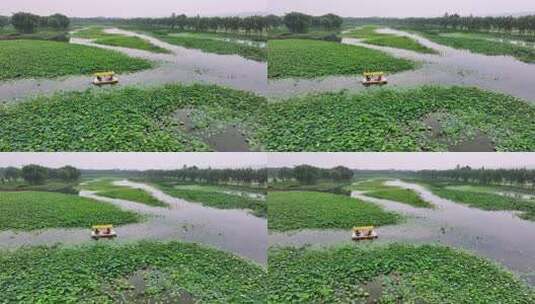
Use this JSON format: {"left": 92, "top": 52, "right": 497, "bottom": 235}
{"left": 267, "top": 191, "right": 400, "bottom": 232}
{"left": 267, "top": 39, "right": 415, "bottom": 79}
{"left": 344, "top": 26, "right": 437, "bottom": 54}
{"left": 0, "top": 39, "right": 152, "bottom": 80}
{"left": 0, "top": 83, "right": 265, "bottom": 151}
{"left": 257, "top": 86, "right": 535, "bottom": 151}
{"left": 0, "top": 241, "right": 267, "bottom": 303}
{"left": 0, "top": 191, "right": 140, "bottom": 230}
{"left": 268, "top": 243, "right": 535, "bottom": 303}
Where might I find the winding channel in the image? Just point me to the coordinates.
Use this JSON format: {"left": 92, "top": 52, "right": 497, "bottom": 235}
{"left": 268, "top": 28, "right": 535, "bottom": 102}
{"left": 0, "top": 28, "right": 268, "bottom": 103}
{"left": 0, "top": 180, "right": 268, "bottom": 265}
{"left": 269, "top": 180, "right": 535, "bottom": 286}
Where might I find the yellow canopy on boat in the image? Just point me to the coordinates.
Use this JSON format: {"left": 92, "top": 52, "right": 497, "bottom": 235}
{"left": 353, "top": 226, "right": 375, "bottom": 231}
{"left": 93, "top": 72, "right": 115, "bottom": 77}
{"left": 92, "top": 224, "right": 113, "bottom": 229}
{"left": 363, "top": 72, "right": 384, "bottom": 76}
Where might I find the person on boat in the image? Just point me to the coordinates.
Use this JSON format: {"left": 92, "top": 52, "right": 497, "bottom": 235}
{"left": 105, "top": 227, "right": 111, "bottom": 235}
{"left": 97, "top": 76, "right": 102, "bottom": 82}
{"left": 366, "top": 75, "right": 371, "bottom": 82}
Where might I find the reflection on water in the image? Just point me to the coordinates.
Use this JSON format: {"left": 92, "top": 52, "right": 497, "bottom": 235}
{"left": 268, "top": 28, "right": 535, "bottom": 102}
{"left": 269, "top": 180, "right": 535, "bottom": 286}
{"left": 0, "top": 28, "right": 268, "bottom": 103}
{"left": 0, "top": 180, "right": 267, "bottom": 264}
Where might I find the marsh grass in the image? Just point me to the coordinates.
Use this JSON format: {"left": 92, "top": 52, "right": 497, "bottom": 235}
{"left": 83, "top": 179, "right": 167, "bottom": 207}
{"left": 344, "top": 26, "right": 437, "bottom": 54}
{"left": 352, "top": 179, "right": 433, "bottom": 208}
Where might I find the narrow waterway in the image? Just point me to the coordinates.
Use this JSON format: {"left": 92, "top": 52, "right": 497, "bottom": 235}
{"left": 269, "top": 180, "right": 535, "bottom": 285}
{"left": 0, "top": 28, "right": 268, "bottom": 103}
{"left": 0, "top": 180, "right": 267, "bottom": 265}
{"left": 268, "top": 28, "right": 535, "bottom": 102}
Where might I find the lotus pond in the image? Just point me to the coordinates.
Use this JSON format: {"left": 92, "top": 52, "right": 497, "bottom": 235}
{"left": 0, "top": 39, "right": 152, "bottom": 81}
{"left": 0, "top": 240, "right": 267, "bottom": 303}
{"left": 267, "top": 191, "right": 401, "bottom": 232}
{"left": 268, "top": 243, "right": 535, "bottom": 303}
{"left": 0, "top": 191, "right": 140, "bottom": 231}
{"left": 267, "top": 39, "right": 416, "bottom": 79}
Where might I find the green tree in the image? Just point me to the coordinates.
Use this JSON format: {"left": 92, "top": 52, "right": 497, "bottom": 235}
{"left": 294, "top": 165, "right": 320, "bottom": 184}
{"left": 283, "top": 12, "right": 312, "bottom": 33}
{"left": 11, "top": 12, "right": 39, "bottom": 33}
{"left": 22, "top": 164, "right": 48, "bottom": 185}
{"left": 47, "top": 13, "right": 70, "bottom": 29}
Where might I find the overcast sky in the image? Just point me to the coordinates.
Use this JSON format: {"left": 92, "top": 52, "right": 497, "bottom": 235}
{"left": 270, "top": 0, "right": 535, "bottom": 17}
{"left": 269, "top": 153, "right": 535, "bottom": 170}
{"left": 0, "top": 153, "right": 266, "bottom": 170}
{"left": 0, "top": 0, "right": 268, "bottom": 18}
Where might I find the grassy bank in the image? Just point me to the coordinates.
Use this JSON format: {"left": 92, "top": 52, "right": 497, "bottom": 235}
{"left": 0, "top": 83, "right": 265, "bottom": 151}
{"left": 428, "top": 186, "right": 535, "bottom": 221}
{"left": 344, "top": 26, "right": 437, "bottom": 54}
{"left": 73, "top": 27, "right": 170, "bottom": 53}
{"left": 269, "top": 244, "right": 535, "bottom": 303}
{"left": 0, "top": 39, "right": 152, "bottom": 81}
{"left": 82, "top": 179, "right": 167, "bottom": 207}
{"left": 352, "top": 180, "right": 433, "bottom": 208}
{"left": 0, "top": 241, "right": 266, "bottom": 303}
{"left": 156, "top": 34, "right": 267, "bottom": 61}
{"left": 258, "top": 86, "right": 535, "bottom": 151}
{"left": 0, "top": 180, "right": 78, "bottom": 194}
{"left": 269, "top": 180, "right": 351, "bottom": 195}
{"left": 268, "top": 191, "right": 401, "bottom": 232}
{"left": 268, "top": 39, "right": 415, "bottom": 79}
{"left": 417, "top": 29, "right": 535, "bottom": 63}
{"left": 153, "top": 182, "right": 266, "bottom": 217}
{"left": 0, "top": 191, "right": 140, "bottom": 230}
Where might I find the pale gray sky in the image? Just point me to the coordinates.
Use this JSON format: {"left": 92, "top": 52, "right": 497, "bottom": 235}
{"left": 0, "top": 0, "right": 268, "bottom": 18}
{"left": 269, "top": 153, "right": 535, "bottom": 170}
{"left": 0, "top": 153, "right": 266, "bottom": 170}
{"left": 270, "top": 0, "right": 535, "bottom": 17}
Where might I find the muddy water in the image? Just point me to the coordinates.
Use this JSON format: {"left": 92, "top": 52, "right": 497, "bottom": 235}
{"left": 0, "top": 28, "right": 268, "bottom": 103}
{"left": 270, "top": 180, "right": 535, "bottom": 285}
{"left": 0, "top": 180, "right": 267, "bottom": 264}
{"left": 268, "top": 28, "right": 535, "bottom": 102}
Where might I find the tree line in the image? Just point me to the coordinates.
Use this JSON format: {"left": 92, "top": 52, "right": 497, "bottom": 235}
{"left": 0, "top": 165, "right": 81, "bottom": 185}
{"left": 140, "top": 166, "right": 266, "bottom": 184}
{"left": 417, "top": 165, "right": 535, "bottom": 188}
{"left": 0, "top": 12, "right": 70, "bottom": 33}
{"left": 345, "top": 13, "right": 535, "bottom": 35}
{"left": 279, "top": 12, "right": 343, "bottom": 33}
{"left": 270, "top": 165, "right": 353, "bottom": 185}
{"left": 73, "top": 15, "right": 282, "bottom": 35}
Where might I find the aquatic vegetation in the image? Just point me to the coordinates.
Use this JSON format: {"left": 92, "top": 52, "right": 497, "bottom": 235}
{"left": 0, "top": 191, "right": 140, "bottom": 230}
{"left": 0, "top": 84, "right": 265, "bottom": 151}
{"left": 94, "top": 36, "right": 170, "bottom": 53}
{"left": 72, "top": 27, "right": 116, "bottom": 39}
{"left": 429, "top": 186, "right": 535, "bottom": 221}
{"left": 268, "top": 39, "right": 415, "bottom": 79}
{"left": 269, "top": 243, "right": 535, "bottom": 303}
{"left": 268, "top": 191, "right": 401, "bottom": 232}
{"left": 0, "top": 39, "right": 152, "bottom": 80}
{"left": 157, "top": 34, "right": 267, "bottom": 61}
{"left": 83, "top": 179, "right": 167, "bottom": 207}
{"left": 0, "top": 180, "right": 78, "bottom": 194}
{"left": 344, "top": 26, "right": 437, "bottom": 54}
{"left": 0, "top": 240, "right": 266, "bottom": 303}
{"left": 257, "top": 86, "right": 535, "bottom": 151}
{"left": 352, "top": 179, "right": 433, "bottom": 208}
{"left": 419, "top": 30, "right": 535, "bottom": 63}
{"left": 154, "top": 182, "right": 266, "bottom": 217}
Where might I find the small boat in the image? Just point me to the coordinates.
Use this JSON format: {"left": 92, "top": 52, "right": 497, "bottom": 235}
{"left": 352, "top": 226, "right": 378, "bottom": 241}
{"left": 93, "top": 72, "right": 119, "bottom": 86}
{"left": 362, "top": 72, "right": 388, "bottom": 86}
{"left": 91, "top": 224, "right": 117, "bottom": 239}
